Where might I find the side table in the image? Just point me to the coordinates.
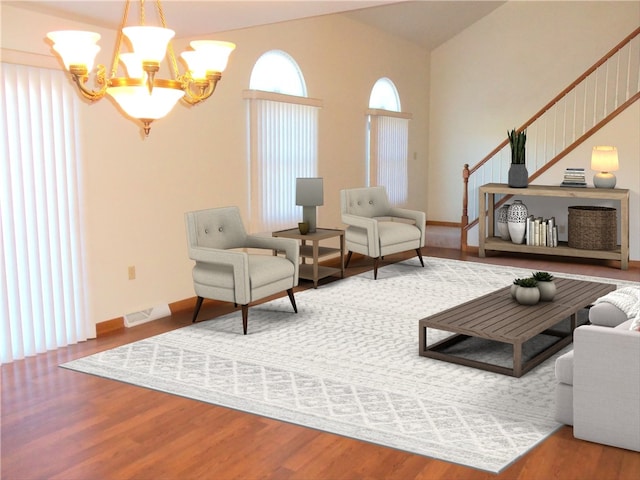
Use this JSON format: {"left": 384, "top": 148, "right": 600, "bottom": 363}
{"left": 272, "top": 228, "right": 345, "bottom": 288}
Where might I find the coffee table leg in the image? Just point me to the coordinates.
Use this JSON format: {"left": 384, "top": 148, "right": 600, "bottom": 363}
{"left": 513, "top": 342, "right": 523, "bottom": 377}
{"left": 570, "top": 312, "right": 577, "bottom": 331}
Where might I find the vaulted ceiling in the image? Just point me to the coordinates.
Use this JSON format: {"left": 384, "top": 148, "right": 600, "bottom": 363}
{"left": 9, "top": 0, "right": 504, "bottom": 50}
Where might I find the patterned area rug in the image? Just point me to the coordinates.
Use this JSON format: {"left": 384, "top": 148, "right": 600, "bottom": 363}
{"left": 61, "top": 257, "right": 633, "bottom": 473}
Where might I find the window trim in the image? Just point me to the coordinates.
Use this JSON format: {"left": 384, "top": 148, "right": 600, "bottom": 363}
{"left": 243, "top": 89, "right": 323, "bottom": 108}
{"left": 367, "top": 108, "right": 412, "bottom": 120}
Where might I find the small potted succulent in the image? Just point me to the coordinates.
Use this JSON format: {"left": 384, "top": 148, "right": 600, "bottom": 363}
{"left": 532, "top": 271, "right": 556, "bottom": 301}
{"left": 513, "top": 277, "right": 540, "bottom": 305}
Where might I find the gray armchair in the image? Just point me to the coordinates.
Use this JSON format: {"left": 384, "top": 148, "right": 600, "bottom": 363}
{"left": 185, "top": 206, "right": 299, "bottom": 334}
{"left": 340, "top": 186, "right": 426, "bottom": 279}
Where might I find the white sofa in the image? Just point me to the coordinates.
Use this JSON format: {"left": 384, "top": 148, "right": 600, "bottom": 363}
{"left": 554, "top": 287, "right": 640, "bottom": 452}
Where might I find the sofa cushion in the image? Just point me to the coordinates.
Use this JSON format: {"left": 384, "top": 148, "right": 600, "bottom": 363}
{"left": 555, "top": 350, "right": 574, "bottom": 385}
{"left": 589, "top": 302, "right": 628, "bottom": 328}
{"left": 614, "top": 319, "right": 633, "bottom": 330}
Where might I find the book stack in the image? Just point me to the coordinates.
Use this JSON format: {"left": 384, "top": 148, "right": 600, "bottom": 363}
{"left": 561, "top": 167, "right": 587, "bottom": 187}
{"left": 526, "top": 216, "right": 558, "bottom": 247}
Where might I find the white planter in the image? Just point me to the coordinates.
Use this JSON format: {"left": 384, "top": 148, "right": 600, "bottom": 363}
{"left": 537, "top": 281, "right": 556, "bottom": 301}
{"left": 515, "top": 286, "right": 540, "bottom": 305}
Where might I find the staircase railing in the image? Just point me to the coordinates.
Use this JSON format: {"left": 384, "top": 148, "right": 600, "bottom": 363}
{"left": 461, "top": 27, "right": 640, "bottom": 249}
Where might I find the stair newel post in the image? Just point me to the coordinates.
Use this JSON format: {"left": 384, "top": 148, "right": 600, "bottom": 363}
{"left": 461, "top": 163, "right": 470, "bottom": 250}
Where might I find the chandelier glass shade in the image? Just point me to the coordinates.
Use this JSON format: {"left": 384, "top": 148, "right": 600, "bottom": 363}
{"left": 46, "top": 0, "right": 235, "bottom": 136}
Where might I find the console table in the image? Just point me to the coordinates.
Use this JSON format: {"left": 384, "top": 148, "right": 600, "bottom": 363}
{"left": 478, "top": 183, "right": 629, "bottom": 270}
{"left": 272, "top": 228, "right": 345, "bottom": 288}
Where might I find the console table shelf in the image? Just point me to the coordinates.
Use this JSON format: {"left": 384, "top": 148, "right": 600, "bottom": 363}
{"left": 478, "top": 183, "right": 629, "bottom": 270}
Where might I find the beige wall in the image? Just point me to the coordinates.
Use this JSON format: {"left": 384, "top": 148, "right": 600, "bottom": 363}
{"left": 1, "top": 4, "right": 429, "bottom": 324}
{"left": 428, "top": 1, "right": 640, "bottom": 257}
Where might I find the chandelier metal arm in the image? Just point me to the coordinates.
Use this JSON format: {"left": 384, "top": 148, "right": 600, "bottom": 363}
{"left": 70, "top": 65, "right": 109, "bottom": 101}
{"left": 181, "top": 73, "right": 221, "bottom": 105}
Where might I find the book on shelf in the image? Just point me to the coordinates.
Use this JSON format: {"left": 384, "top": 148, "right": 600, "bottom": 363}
{"left": 561, "top": 167, "right": 586, "bottom": 187}
{"left": 525, "top": 215, "right": 558, "bottom": 247}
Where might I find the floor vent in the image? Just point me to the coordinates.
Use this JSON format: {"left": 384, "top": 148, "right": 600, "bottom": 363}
{"left": 124, "top": 304, "right": 171, "bottom": 327}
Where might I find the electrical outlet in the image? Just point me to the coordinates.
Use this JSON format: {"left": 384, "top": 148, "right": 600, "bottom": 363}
{"left": 558, "top": 225, "right": 566, "bottom": 234}
{"left": 128, "top": 266, "right": 136, "bottom": 280}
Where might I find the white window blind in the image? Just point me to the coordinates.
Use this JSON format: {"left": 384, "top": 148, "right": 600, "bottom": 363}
{"left": 1, "top": 63, "right": 92, "bottom": 364}
{"left": 367, "top": 78, "right": 411, "bottom": 206}
{"left": 368, "top": 110, "right": 411, "bottom": 205}
{"left": 245, "top": 92, "right": 320, "bottom": 232}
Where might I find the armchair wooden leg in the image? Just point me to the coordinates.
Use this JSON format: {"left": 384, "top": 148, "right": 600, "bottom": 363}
{"left": 287, "top": 288, "right": 298, "bottom": 313}
{"left": 416, "top": 248, "right": 425, "bottom": 267}
{"left": 241, "top": 304, "right": 249, "bottom": 335}
{"left": 373, "top": 257, "right": 380, "bottom": 279}
{"left": 345, "top": 251, "right": 353, "bottom": 268}
{"left": 192, "top": 296, "right": 204, "bottom": 323}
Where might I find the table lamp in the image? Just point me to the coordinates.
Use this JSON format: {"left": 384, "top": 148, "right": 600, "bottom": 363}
{"left": 591, "top": 146, "right": 619, "bottom": 188}
{"left": 296, "top": 177, "right": 323, "bottom": 233}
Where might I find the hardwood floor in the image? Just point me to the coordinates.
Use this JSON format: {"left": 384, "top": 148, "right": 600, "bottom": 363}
{"left": 2, "top": 246, "right": 639, "bottom": 480}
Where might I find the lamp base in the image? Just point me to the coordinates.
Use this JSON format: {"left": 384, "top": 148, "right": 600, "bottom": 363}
{"left": 302, "top": 206, "right": 317, "bottom": 233}
{"left": 593, "top": 172, "right": 616, "bottom": 189}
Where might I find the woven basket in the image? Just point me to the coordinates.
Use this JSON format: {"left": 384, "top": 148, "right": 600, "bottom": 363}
{"left": 568, "top": 206, "right": 617, "bottom": 250}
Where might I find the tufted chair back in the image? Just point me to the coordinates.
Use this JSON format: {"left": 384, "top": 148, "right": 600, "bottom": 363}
{"left": 186, "top": 206, "right": 247, "bottom": 252}
{"left": 341, "top": 186, "right": 391, "bottom": 218}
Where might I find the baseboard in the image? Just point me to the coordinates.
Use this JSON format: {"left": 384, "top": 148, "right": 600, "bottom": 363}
{"left": 427, "top": 220, "right": 461, "bottom": 228}
{"left": 96, "top": 317, "right": 124, "bottom": 336}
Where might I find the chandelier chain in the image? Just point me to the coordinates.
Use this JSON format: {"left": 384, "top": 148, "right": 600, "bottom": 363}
{"left": 110, "top": 0, "right": 131, "bottom": 78}
{"left": 155, "top": 0, "right": 181, "bottom": 80}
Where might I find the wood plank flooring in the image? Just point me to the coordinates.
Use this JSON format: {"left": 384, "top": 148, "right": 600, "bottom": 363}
{"left": 2, "top": 247, "right": 639, "bottom": 480}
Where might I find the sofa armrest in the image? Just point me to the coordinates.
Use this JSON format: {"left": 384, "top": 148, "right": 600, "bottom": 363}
{"left": 573, "top": 325, "right": 640, "bottom": 451}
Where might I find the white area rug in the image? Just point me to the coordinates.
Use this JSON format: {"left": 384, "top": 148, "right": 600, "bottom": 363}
{"left": 61, "top": 257, "right": 635, "bottom": 473}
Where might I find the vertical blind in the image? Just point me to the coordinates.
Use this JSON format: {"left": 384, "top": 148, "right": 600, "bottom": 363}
{"left": 1, "top": 63, "right": 92, "bottom": 364}
{"left": 247, "top": 95, "right": 320, "bottom": 232}
{"left": 369, "top": 112, "right": 410, "bottom": 205}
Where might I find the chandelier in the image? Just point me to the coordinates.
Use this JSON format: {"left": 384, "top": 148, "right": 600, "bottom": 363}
{"left": 47, "top": 0, "right": 235, "bottom": 136}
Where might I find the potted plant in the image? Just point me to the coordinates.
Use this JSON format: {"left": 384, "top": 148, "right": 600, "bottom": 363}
{"left": 513, "top": 277, "right": 540, "bottom": 305}
{"left": 507, "top": 128, "right": 528, "bottom": 188}
{"left": 532, "top": 271, "right": 556, "bottom": 301}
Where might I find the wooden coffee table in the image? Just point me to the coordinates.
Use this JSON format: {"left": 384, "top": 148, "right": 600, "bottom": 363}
{"left": 418, "top": 278, "right": 616, "bottom": 377}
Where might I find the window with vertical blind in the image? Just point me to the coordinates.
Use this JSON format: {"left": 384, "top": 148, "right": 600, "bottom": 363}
{"left": 244, "top": 50, "right": 322, "bottom": 233}
{"left": 1, "top": 63, "right": 92, "bottom": 364}
{"left": 367, "top": 78, "right": 411, "bottom": 205}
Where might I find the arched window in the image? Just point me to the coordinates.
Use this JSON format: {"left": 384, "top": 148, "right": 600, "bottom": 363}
{"left": 249, "top": 50, "right": 306, "bottom": 96}
{"left": 367, "top": 78, "right": 411, "bottom": 205}
{"left": 244, "top": 50, "right": 321, "bottom": 232}
{"left": 369, "top": 77, "right": 401, "bottom": 111}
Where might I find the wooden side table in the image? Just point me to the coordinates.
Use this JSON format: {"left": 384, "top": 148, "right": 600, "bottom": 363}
{"left": 272, "top": 228, "right": 345, "bottom": 288}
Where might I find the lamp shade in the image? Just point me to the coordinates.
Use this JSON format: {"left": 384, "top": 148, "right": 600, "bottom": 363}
{"left": 107, "top": 84, "right": 184, "bottom": 120}
{"left": 122, "top": 26, "right": 175, "bottom": 63}
{"left": 119, "top": 53, "right": 144, "bottom": 78}
{"left": 591, "top": 146, "right": 619, "bottom": 172}
{"left": 47, "top": 31, "right": 101, "bottom": 71}
{"left": 296, "top": 178, "right": 324, "bottom": 206}
{"left": 186, "top": 40, "right": 236, "bottom": 74}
